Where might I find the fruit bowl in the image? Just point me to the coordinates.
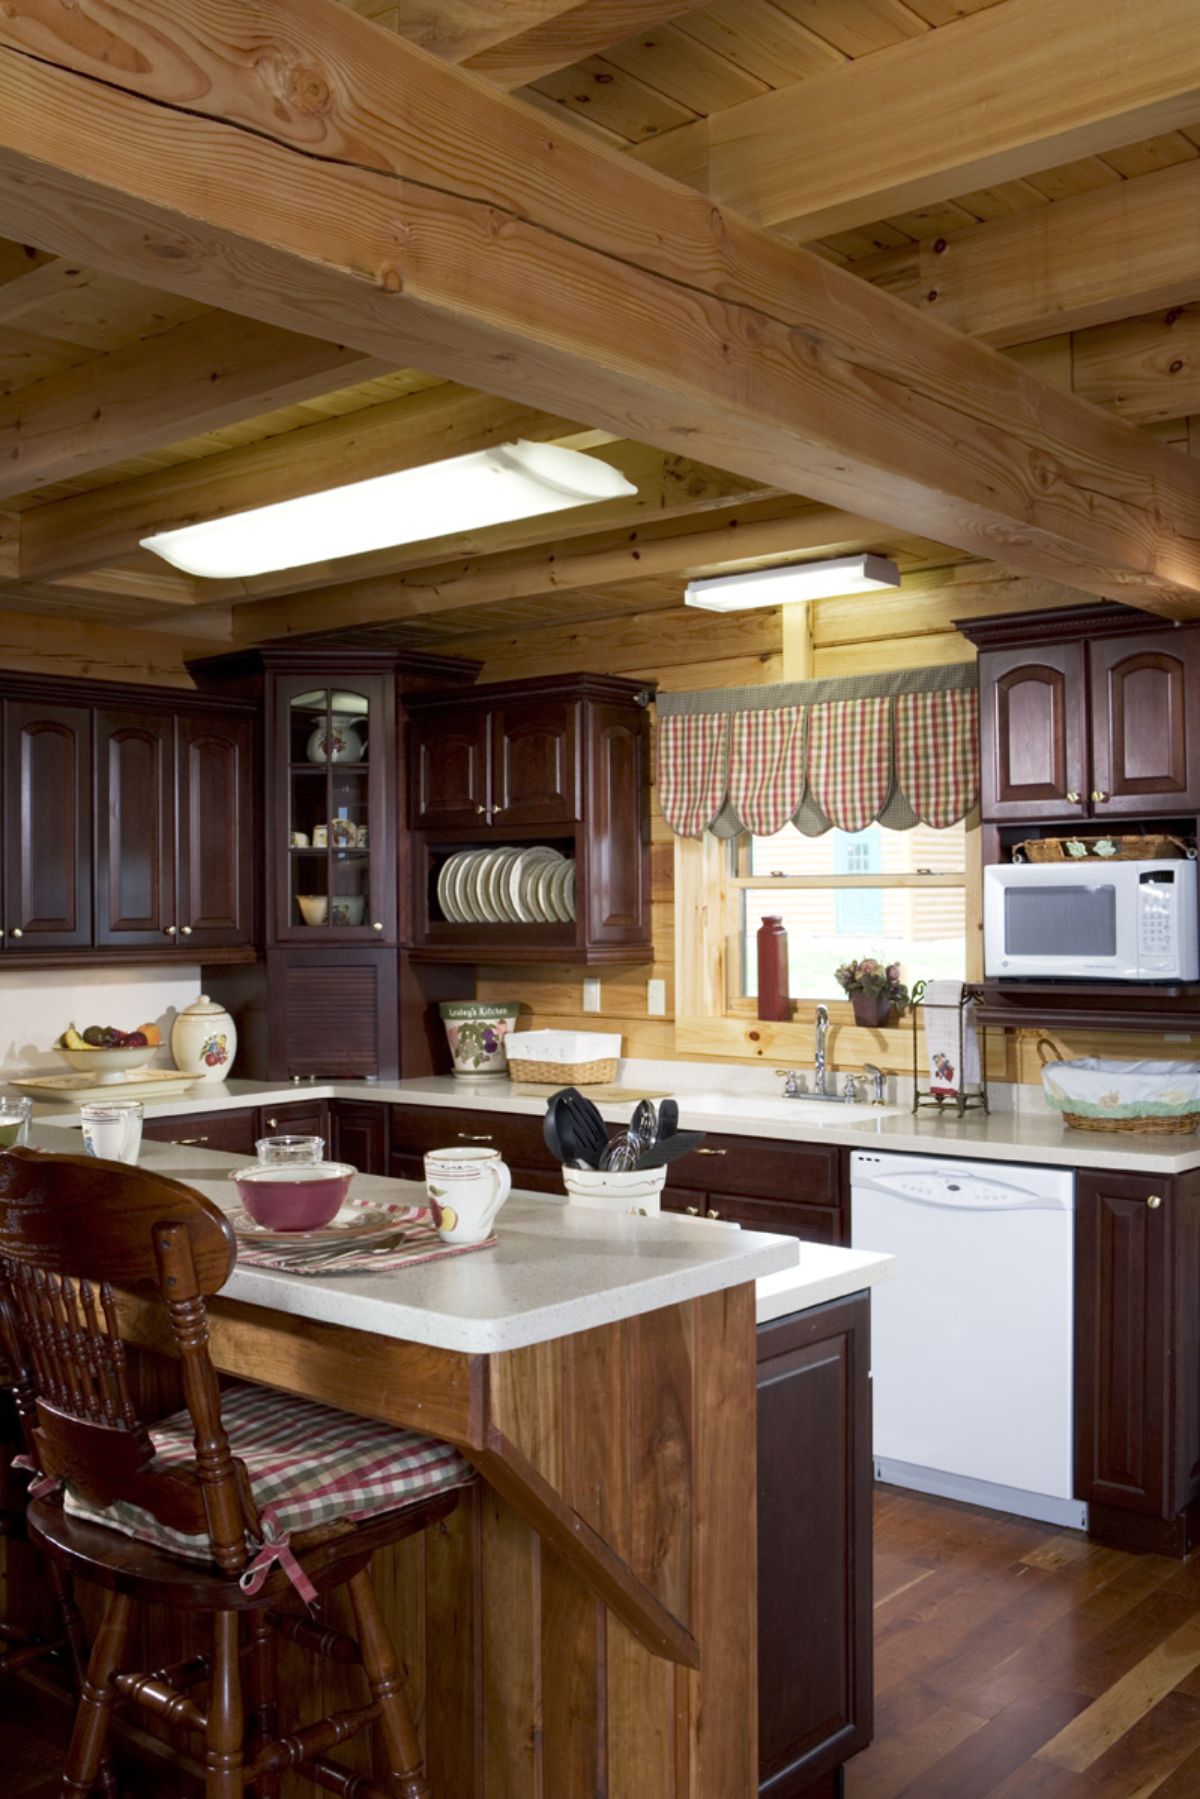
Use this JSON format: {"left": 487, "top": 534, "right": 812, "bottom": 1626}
{"left": 231, "top": 1163, "right": 355, "bottom": 1231}
{"left": 56, "top": 1044, "right": 157, "bottom": 1083}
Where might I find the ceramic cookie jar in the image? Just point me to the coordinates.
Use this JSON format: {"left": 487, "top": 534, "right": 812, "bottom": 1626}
{"left": 171, "top": 993, "right": 238, "bottom": 1084}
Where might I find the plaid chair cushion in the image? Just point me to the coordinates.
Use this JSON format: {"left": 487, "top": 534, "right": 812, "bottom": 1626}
{"left": 61, "top": 1381, "right": 473, "bottom": 1570}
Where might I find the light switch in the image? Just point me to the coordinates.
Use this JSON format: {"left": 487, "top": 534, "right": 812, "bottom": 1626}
{"left": 647, "top": 978, "right": 666, "bottom": 1016}
{"left": 582, "top": 977, "right": 602, "bottom": 1013}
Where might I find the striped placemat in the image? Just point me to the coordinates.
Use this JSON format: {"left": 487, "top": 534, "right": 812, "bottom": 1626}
{"left": 236, "top": 1220, "right": 497, "bottom": 1276}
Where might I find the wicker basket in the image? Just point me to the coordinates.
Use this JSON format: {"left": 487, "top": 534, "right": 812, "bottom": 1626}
{"left": 506, "top": 1054, "right": 619, "bottom": 1086}
{"left": 1037, "top": 1039, "right": 1200, "bottom": 1134}
{"left": 1014, "top": 833, "right": 1193, "bottom": 863}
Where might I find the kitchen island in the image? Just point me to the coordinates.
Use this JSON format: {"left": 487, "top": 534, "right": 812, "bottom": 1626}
{"left": 8, "top": 1129, "right": 894, "bottom": 1797}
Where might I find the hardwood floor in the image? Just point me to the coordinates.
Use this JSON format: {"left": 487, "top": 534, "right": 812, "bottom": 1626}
{"left": 848, "top": 1484, "right": 1200, "bottom": 1798}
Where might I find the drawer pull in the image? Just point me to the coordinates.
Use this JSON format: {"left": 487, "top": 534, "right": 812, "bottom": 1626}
{"left": 686, "top": 1207, "right": 700, "bottom": 1216}
{"left": 174, "top": 1136, "right": 209, "bottom": 1146}
{"left": 693, "top": 1147, "right": 727, "bottom": 1157}
{"left": 456, "top": 1132, "right": 494, "bottom": 1142}
{"left": 1147, "top": 1194, "right": 1163, "bottom": 1210}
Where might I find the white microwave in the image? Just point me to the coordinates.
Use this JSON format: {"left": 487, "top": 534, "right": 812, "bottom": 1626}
{"left": 984, "top": 858, "right": 1199, "bottom": 982}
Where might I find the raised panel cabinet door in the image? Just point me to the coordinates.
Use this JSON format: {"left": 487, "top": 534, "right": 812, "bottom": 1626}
{"left": 141, "top": 1109, "right": 259, "bottom": 1156}
{"left": 979, "top": 644, "right": 1087, "bottom": 821}
{"left": 176, "top": 713, "right": 254, "bottom": 947}
{"left": 330, "top": 1100, "right": 388, "bottom": 1175}
{"left": 94, "top": 710, "right": 175, "bottom": 947}
{"left": 4, "top": 701, "right": 92, "bottom": 949}
{"left": 582, "top": 702, "right": 651, "bottom": 950}
{"left": 490, "top": 699, "right": 579, "bottom": 824}
{"left": 703, "top": 1192, "right": 842, "bottom": 1245}
{"left": 259, "top": 1099, "right": 330, "bottom": 1143}
{"left": 1074, "top": 1171, "right": 1172, "bottom": 1516}
{"left": 410, "top": 709, "right": 489, "bottom": 829}
{"left": 1089, "top": 631, "right": 1200, "bottom": 814}
{"left": 757, "top": 1294, "right": 873, "bottom": 1793}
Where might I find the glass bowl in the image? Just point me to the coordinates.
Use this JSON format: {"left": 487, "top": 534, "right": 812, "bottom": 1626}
{"left": 255, "top": 1134, "right": 325, "bottom": 1166}
{"left": 231, "top": 1162, "right": 355, "bottom": 1232}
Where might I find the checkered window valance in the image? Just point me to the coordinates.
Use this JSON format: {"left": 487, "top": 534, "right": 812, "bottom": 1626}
{"left": 655, "top": 665, "right": 979, "bottom": 838}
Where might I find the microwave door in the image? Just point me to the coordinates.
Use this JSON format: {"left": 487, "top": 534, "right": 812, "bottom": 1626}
{"left": 1004, "top": 881, "right": 1118, "bottom": 966}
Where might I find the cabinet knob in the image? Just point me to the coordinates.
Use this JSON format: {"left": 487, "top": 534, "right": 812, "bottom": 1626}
{"left": 180, "top": 925, "right": 193, "bottom": 936}
{"left": 371, "top": 921, "right": 383, "bottom": 932}
{"left": 694, "top": 1147, "right": 727, "bottom": 1157}
{"left": 1091, "top": 790, "right": 1108, "bottom": 803}
{"left": 164, "top": 925, "right": 177, "bottom": 937}
{"left": 1066, "top": 791, "right": 1080, "bottom": 804}
{"left": 10, "top": 928, "right": 22, "bottom": 939}
{"left": 685, "top": 1207, "right": 700, "bottom": 1216}
{"left": 708, "top": 1208, "right": 721, "bottom": 1220}
{"left": 491, "top": 804, "right": 505, "bottom": 816}
{"left": 265, "top": 1117, "right": 278, "bottom": 1129}
{"left": 1147, "top": 1194, "right": 1163, "bottom": 1210}
{"left": 474, "top": 804, "right": 487, "bottom": 815}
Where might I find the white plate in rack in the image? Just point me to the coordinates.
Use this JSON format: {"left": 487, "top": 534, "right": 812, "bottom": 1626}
{"left": 452, "top": 850, "right": 483, "bottom": 923}
{"left": 437, "top": 854, "right": 462, "bottom": 923}
{"left": 509, "top": 846, "right": 562, "bottom": 921}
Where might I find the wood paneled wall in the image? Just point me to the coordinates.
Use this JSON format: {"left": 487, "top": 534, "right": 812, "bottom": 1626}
{"left": 466, "top": 559, "right": 1200, "bottom": 1082}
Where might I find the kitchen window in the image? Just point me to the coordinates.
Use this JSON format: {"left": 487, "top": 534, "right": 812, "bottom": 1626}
{"left": 731, "top": 819, "right": 969, "bottom": 1008}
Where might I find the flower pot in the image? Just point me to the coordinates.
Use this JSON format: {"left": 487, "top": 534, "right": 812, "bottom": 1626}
{"left": 851, "top": 991, "right": 894, "bottom": 1029}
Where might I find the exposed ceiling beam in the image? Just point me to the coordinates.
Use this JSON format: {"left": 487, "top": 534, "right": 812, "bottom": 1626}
{"left": 859, "top": 160, "right": 1200, "bottom": 349}
{"left": 229, "top": 498, "right": 936, "bottom": 640}
{"left": 200, "top": 440, "right": 767, "bottom": 605}
{"left": 15, "top": 385, "right": 580, "bottom": 582}
{"left": 0, "top": 235, "right": 97, "bottom": 322}
{"left": 1, "top": 3, "right": 1198, "bottom": 617}
{"left": 372, "top": 2, "right": 706, "bottom": 89}
{"left": 633, "top": 0, "right": 1200, "bottom": 238}
{"left": 0, "top": 312, "right": 390, "bottom": 500}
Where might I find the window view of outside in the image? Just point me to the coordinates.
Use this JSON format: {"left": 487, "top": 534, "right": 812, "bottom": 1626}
{"left": 740, "top": 821, "right": 967, "bottom": 1001}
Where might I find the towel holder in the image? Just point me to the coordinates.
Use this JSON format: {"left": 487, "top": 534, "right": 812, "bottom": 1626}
{"left": 910, "top": 979, "right": 989, "bottom": 1118}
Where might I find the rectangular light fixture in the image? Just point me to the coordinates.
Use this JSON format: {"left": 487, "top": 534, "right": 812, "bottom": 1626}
{"left": 684, "top": 554, "right": 901, "bottom": 612}
{"left": 141, "top": 441, "right": 638, "bottom": 580}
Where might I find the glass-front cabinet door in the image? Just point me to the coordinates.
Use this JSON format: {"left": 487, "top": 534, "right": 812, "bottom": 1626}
{"left": 272, "top": 674, "right": 395, "bottom": 944}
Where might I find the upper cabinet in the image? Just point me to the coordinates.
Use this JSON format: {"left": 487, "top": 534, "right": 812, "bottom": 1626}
{"left": 175, "top": 713, "right": 255, "bottom": 948}
{"left": 963, "top": 607, "right": 1200, "bottom": 824}
{"left": 407, "top": 673, "right": 653, "bottom": 965}
{"left": 4, "top": 700, "right": 92, "bottom": 951}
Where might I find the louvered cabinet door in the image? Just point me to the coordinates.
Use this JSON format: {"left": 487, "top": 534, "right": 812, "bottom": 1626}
{"left": 267, "top": 948, "right": 398, "bottom": 1081}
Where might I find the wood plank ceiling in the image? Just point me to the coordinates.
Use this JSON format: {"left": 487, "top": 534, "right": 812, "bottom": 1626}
{"left": 0, "top": 0, "right": 1197, "bottom": 663}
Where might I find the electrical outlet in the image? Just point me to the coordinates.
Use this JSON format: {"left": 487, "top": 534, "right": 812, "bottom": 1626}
{"left": 582, "top": 977, "right": 602, "bottom": 1014}
{"left": 647, "top": 978, "right": 666, "bottom": 1017}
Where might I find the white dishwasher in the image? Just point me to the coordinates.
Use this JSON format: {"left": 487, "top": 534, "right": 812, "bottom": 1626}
{"left": 850, "top": 1149, "right": 1086, "bottom": 1530}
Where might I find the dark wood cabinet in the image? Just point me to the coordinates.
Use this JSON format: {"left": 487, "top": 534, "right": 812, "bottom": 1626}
{"left": 978, "top": 642, "right": 1085, "bottom": 822}
{"left": 965, "top": 605, "right": 1200, "bottom": 826}
{"left": 663, "top": 1135, "right": 846, "bottom": 1243}
{"left": 408, "top": 673, "right": 653, "bottom": 965}
{"left": 259, "top": 1098, "right": 329, "bottom": 1142}
{"left": 331, "top": 1099, "right": 389, "bottom": 1175}
{"left": 94, "top": 709, "right": 175, "bottom": 948}
{"left": 141, "top": 1108, "right": 260, "bottom": 1156}
{"left": 1074, "top": 1168, "right": 1200, "bottom": 1555}
{"left": 757, "top": 1292, "right": 872, "bottom": 1795}
{"left": 266, "top": 947, "right": 399, "bottom": 1082}
{"left": 388, "top": 1103, "right": 560, "bottom": 1191}
{"left": 1089, "top": 632, "right": 1200, "bottom": 815}
{"left": 4, "top": 700, "right": 92, "bottom": 951}
{"left": 176, "top": 713, "right": 255, "bottom": 948}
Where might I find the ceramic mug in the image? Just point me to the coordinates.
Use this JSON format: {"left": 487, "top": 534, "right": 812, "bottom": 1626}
{"left": 424, "top": 1147, "right": 511, "bottom": 1244}
{"left": 81, "top": 1101, "right": 143, "bottom": 1166}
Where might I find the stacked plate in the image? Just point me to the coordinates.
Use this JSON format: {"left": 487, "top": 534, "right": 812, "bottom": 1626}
{"left": 437, "top": 846, "right": 576, "bottom": 925}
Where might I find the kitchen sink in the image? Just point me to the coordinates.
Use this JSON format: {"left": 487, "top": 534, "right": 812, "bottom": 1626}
{"left": 668, "top": 1092, "right": 907, "bottom": 1128}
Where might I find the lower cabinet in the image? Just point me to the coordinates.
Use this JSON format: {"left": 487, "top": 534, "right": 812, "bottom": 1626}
{"left": 388, "top": 1103, "right": 561, "bottom": 1193}
{"left": 662, "top": 1134, "right": 846, "bottom": 1243}
{"left": 332, "top": 1100, "right": 390, "bottom": 1176}
{"left": 1074, "top": 1167, "right": 1200, "bottom": 1553}
{"left": 757, "top": 1293, "right": 873, "bottom": 1795}
{"left": 141, "top": 1108, "right": 261, "bottom": 1157}
{"left": 259, "top": 1098, "right": 329, "bottom": 1142}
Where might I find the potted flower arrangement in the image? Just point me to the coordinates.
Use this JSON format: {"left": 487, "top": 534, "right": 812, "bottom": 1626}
{"left": 834, "top": 958, "right": 910, "bottom": 1028}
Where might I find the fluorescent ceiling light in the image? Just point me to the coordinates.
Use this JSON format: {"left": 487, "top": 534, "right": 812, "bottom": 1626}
{"left": 141, "top": 440, "right": 637, "bottom": 580}
{"left": 684, "top": 554, "right": 901, "bottom": 612}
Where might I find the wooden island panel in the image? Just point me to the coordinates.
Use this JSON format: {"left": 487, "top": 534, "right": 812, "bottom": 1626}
{"left": 102, "top": 1283, "right": 757, "bottom": 1797}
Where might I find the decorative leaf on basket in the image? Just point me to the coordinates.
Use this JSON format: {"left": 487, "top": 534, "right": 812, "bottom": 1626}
{"left": 1066, "top": 840, "right": 1088, "bottom": 858}
{"left": 1094, "top": 840, "right": 1117, "bottom": 858}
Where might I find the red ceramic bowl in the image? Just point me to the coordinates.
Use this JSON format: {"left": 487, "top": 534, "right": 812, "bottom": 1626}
{"left": 231, "top": 1162, "right": 355, "bottom": 1232}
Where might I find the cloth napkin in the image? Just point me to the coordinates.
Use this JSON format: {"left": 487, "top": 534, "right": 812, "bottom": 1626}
{"left": 235, "top": 1218, "right": 496, "bottom": 1276}
{"left": 923, "top": 979, "right": 981, "bottom": 1097}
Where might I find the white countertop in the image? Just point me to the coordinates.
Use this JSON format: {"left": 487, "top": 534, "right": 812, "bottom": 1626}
{"left": 34, "top": 1131, "right": 806, "bottom": 1354}
{"left": 756, "top": 1245, "right": 894, "bottom": 1324}
{"left": 25, "top": 1070, "right": 1199, "bottom": 1176}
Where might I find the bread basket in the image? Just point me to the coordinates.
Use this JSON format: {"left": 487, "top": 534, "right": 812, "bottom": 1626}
{"left": 506, "top": 1030, "right": 621, "bottom": 1086}
{"left": 1038, "top": 1039, "right": 1200, "bottom": 1134}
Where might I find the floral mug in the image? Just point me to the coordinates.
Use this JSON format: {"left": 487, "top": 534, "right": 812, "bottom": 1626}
{"left": 424, "top": 1147, "right": 511, "bottom": 1244}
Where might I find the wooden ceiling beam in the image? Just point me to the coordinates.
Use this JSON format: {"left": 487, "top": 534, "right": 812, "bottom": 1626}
{"left": 0, "top": 311, "right": 389, "bottom": 500}
{"left": 15, "top": 385, "right": 581, "bottom": 582}
{"left": 859, "top": 160, "right": 1200, "bottom": 349}
{"left": 1, "top": 3, "right": 1198, "bottom": 615}
{"left": 634, "top": 0, "right": 1200, "bottom": 238}
{"left": 229, "top": 499, "right": 914, "bottom": 640}
{"left": 368, "top": 2, "right": 706, "bottom": 89}
{"left": 0, "top": 235, "right": 96, "bottom": 322}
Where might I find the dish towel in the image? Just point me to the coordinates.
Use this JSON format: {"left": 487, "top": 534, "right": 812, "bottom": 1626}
{"left": 924, "top": 980, "right": 981, "bottom": 1097}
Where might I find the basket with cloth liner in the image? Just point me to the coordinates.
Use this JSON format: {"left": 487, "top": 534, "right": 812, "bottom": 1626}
{"left": 1013, "top": 833, "right": 1195, "bottom": 863}
{"left": 506, "top": 1029, "right": 621, "bottom": 1086}
{"left": 1038, "top": 1039, "right": 1200, "bottom": 1134}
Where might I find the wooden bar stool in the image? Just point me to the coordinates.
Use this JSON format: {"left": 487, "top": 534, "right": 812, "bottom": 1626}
{"left": 2, "top": 1377, "right": 95, "bottom": 1692}
{"left": 0, "top": 1147, "right": 474, "bottom": 1798}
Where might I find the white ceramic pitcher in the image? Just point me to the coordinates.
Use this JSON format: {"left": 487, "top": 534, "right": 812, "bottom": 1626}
{"left": 424, "top": 1146, "right": 511, "bottom": 1244}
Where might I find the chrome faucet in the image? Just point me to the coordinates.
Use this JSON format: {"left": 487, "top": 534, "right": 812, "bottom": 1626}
{"left": 813, "top": 1003, "right": 830, "bottom": 1096}
{"left": 862, "top": 1062, "right": 888, "bottom": 1105}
